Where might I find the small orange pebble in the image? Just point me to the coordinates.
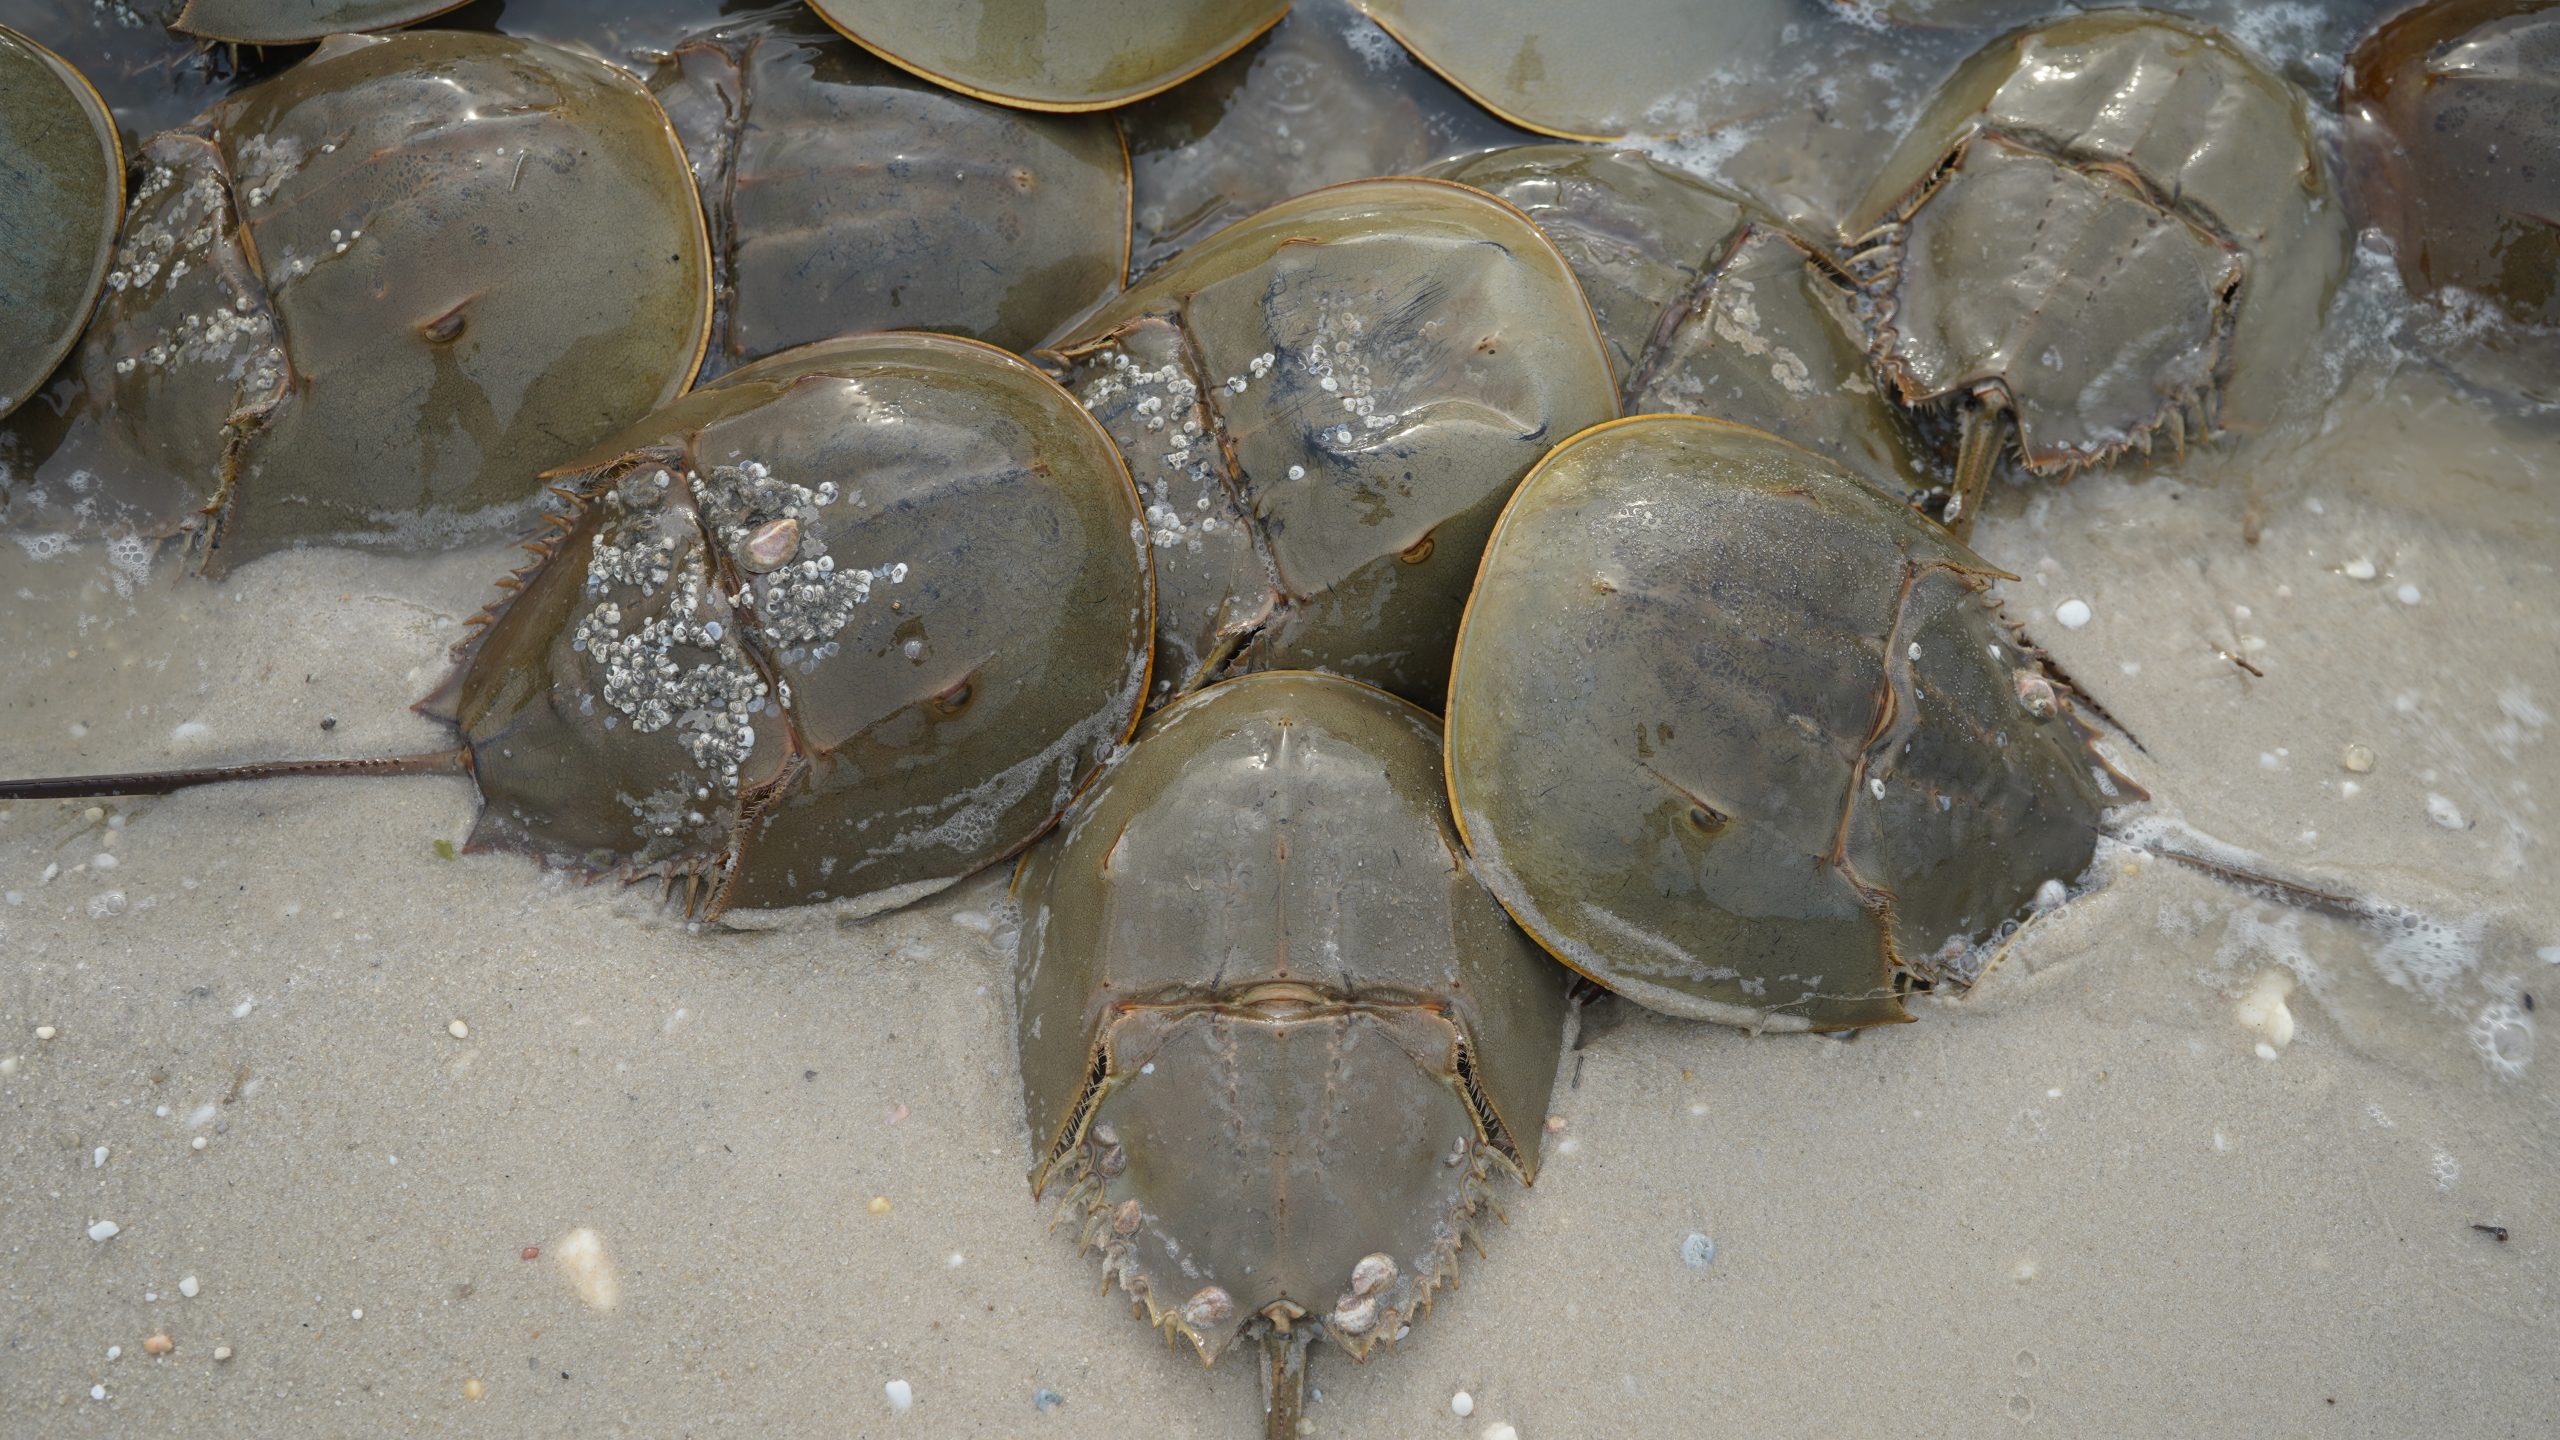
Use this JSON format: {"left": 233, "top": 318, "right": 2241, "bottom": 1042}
{"left": 520, "top": 1246, "right": 540, "bottom": 1261}
{"left": 1544, "top": 1115, "right": 1568, "bottom": 1133}
{"left": 867, "top": 1196, "right": 892, "bottom": 1216}
{"left": 143, "top": 1333, "right": 174, "bottom": 1356}
{"left": 463, "top": 1378, "right": 487, "bottom": 1401}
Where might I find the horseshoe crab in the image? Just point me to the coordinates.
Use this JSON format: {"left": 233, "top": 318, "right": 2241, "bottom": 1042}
{"left": 1841, "top": 9, "right": 2350, "bottom": 533}
{"left": 1013, "top": 669, "right": 1568, "bottom": 1436}
{"left": 649, "top": 12, "right": 1131, "bottom": 374}
{"left": 1040, "top": 176, "right": 1616, "bottom": 709}
{"left": 62, "top": 29, "right": 712, "bottom": 574}
{"left": 805, "top": 0, "right": 1289, "bottom": 112}
{"left": 172, "top": 0, "right": 461, "bottom": 44}
{"left": 0, "top": 23, "right": 120, "bottom": 424}
{"left": 1119, "top": 0, "right": 1526, "bottom": 275}
{"left": 0, "top": 332, "right": 1153, "bottom": 919}
{"left": 1349, "top": 0, "right": 1791, "bottom": 142}
{"left": 2343, "top": 0, "right": 2559, "bottom": 407}
{"left": 1444, "top": 415, "right": 2132, "bottom": 1030}
{"left": 1429, "top": 143, "right": 1937, "bottom": 498}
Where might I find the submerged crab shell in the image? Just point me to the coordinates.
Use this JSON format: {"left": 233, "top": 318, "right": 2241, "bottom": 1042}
{"left": 1121, "top": 0, "right": 1527, "bottom": 275}
{"left": 0, "top": 25, "right": 120, "bottom": 424}
{"left": 78, "top": 30, "right": 712, "bottom": 575}
{"left": 2342, "top": 0, "right": 2560, "bottom": 407}
{"left": 650, "top": 17, "right": 1131, "bottom": 374}
{"left": 1445, "top": 416, "right": 2125, "bottom": 1032}
{"left": 173, "top": 0, "right": 465, "bottom": 44}
{"left": 1042, "top": 176, "right": 1617, "bottom": 709}
{"left": 431, "top": 332, "right": 1152, "bottom": 917}
{"left": 1845, "top": 10, "right": 2347, "bottom": 470}
{"left": 1351, "top": 0, "right": 1793, "bottom": 142}
{"left": 1429, "top": 145, "right": 1933, "bottom": 497}
{"left": 1013, "top": 671, "right": 1567, "bottom": 1362}
{"left": 805, "top": 0, "right": 1290, "bottom": 113}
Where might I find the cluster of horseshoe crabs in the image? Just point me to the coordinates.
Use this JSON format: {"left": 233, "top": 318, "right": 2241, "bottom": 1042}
{"left": 0, "top": 1, "right": 2541, "bottom": 1435}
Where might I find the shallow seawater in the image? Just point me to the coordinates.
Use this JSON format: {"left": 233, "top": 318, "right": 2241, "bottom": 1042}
{"left": 2, "top": 1, "right": 2557, "bottom": 1436}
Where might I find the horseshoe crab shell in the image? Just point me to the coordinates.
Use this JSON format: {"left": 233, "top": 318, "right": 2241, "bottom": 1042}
{"left": 1841, "top": 9, "right": 2349, "bottom": 517}
{"left": 1013, "top": 669, "right": 1566, "bottom": 1421}
{"left": 805, "top": 0, "right": 1290, "bottom": 112}
{"left": 0, "top": 23, "right": 120, "bottom": 424}
{"left": 1350, "top": 0, "right": 1792, "bottom": 142}
{"left": 173, "top": 0, "right": 464, "bottom": 44}
{"left": 2342, "top": 0, "right": 2560, "bottom": 407}
{"left": 1040, "top": 176, "right": 1617, "bottom": 709}
{"left": 1444, "top": 415, "right": 2130, "bottom": 1031}
{"left": 1430, "top": 143, "right": 1935, "bottom": 498}
{"left": 650, "top": 13, "right": 1131, "bottom": 373}
{"left": 429, "top": 331, "right": 1152, "bottom": 917}
{"left": 77, "top": 30, "right": 712, "bottom": 574}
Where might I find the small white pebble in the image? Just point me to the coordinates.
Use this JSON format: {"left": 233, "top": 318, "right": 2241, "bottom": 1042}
{"left": 2341, "top": 744, "right": 2375, "bottom": 773}
{"left": 191, "top": 1136, "right": 208, "bottom": 1151}
{"left": 35, "top": 1025, "right": 57, "bottom": 1041}
{"left": 1452, "top": 1391, "right": 1476, "bottom": 1418}
{"left": 212, "top": 1346, "right": 232, "bottom": 1362}
{"left": 1481, "top": 1424, "right": 1520, "bottom": 1440}
{"left": 90, "top": 1385, "right": 105, "bottom": 1402}
{"left": 350, "top": 1308, "right": 363, "bottom": 1320}
{"left": 2394, "top": 583, "right": 2422, "bottom": 606}
{"left": 2256, "top": 1042, "right": 2279, "bottom": 1060}
{"left": 885, "top": 1379, "right": 915, "bottom": 1413}
{"left": 106, "top": 1346, "right": 121, "bottom": 1361}
{"left": 447, "top": 1019, "right": 469, "bottom": 1039}
{"left": 1680, "top": 1232, "right": 1716, "bottom": 1268}
{"left": 179, "top": 1276, "right": 200, "bottom": 1299}
{"left": 945, "top": 1252, "right": 965, "bottom": 1269}
{"left": 90, "top": 852, "right": 116, "bottom": 871}
{"left": 93, "top": 1146, "right": 107, "bottom": 1169}
{"left": 2342, "top": 557, "right": 2376, "bottom": 580}
{"left": 88, "top": 1220, "right": 120, "bottom": 1242}
{"left": 2426, "top": 793, "right": 2466, "bottom": 830}
{"left": 2055, "top": 599, "right": 2092, "bottom": 629}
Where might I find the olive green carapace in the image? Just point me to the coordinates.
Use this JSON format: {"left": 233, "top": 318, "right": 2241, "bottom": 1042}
{"left": 1430, "top": 145, "right": 1935, "bottom": 498}
{"left": 1446, "top": 417, "right": 2130, "bottom": 1032}
{"left": 173, "top": 0, "right": 464, "bottom": 44}
{"left": 651, "top": 15, "right": 1130, "bottom": 375}
{"left": 807, "top": 0, "right": 1290, "bottom": 112}
{"left": 1041, "top": 177, "right": 1618, "bottom": 709}
{"left": 2344, "top": 0, "right": 2560, "bottom": 407}
{"left": 1013, "top": 671, "right": 1567, "bottom": 1377}
{"left": 430, "top": 332, "right": 1153, "bottom": 917}
{"left": 1351, "top": 0, "right": 1792, "bottom": 141}
{"left": 0, "top": 25, "right": 120, "bottom": 423}
{"left": 78, "top": 31, "right": 712, "bottom": 575}
{"left": 1843, "top": 10, "right": 2349, "bottom": 475}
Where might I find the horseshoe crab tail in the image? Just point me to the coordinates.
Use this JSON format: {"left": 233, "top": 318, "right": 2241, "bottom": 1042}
{"left": 0, "top": 749, "right": 468, "bottom": 801}
{"left": 1260, "top": 1323, "right": 1311, "bottom": 1440}
{"left": 1941, "top": 386, "right": 2013, "bottom": 540}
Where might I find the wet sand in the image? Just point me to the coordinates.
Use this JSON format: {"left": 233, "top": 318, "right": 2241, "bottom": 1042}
{"left": 3, "top": 359, "right": 2555, "bottom": 1437}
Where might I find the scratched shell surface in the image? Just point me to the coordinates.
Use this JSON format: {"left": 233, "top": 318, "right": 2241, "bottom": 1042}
{"left": 1445, "top": 416, "right": 2123, "bottom": 1031}
{"left": 806, "top": 0, "right": 1290, "bottom": 112}
{"left": 76, "top": 30, "right": 711, "bottom": 574}
{"left": 1042, "top": 177, "right": 1618, "bottom": 709}
{"left": 1430, "top": 144, "right": 1934, "bottom": 497}
{"left": 173, "top": 0, "right": 461, "bottom": 43}
{"left": 1350, "top": 0, "right": 1793, "bottom": 141}
{"left": 2342, "top": 0, "right": 2560, "bottom": 406}
{"left": 1012, "top": 670, "right": 1566, "bottom": 1361}
{"left": 0, "top": 25, "right": 120, "bottom": 424}
{"left": 432, "top": 332, "right": 1152, "bottom": 917}
{"left": 650, "top": 14, "right": 1130, "bottom": 375}
{"left": 1844, "top": 10, "right": 2350, "bottom": 471}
